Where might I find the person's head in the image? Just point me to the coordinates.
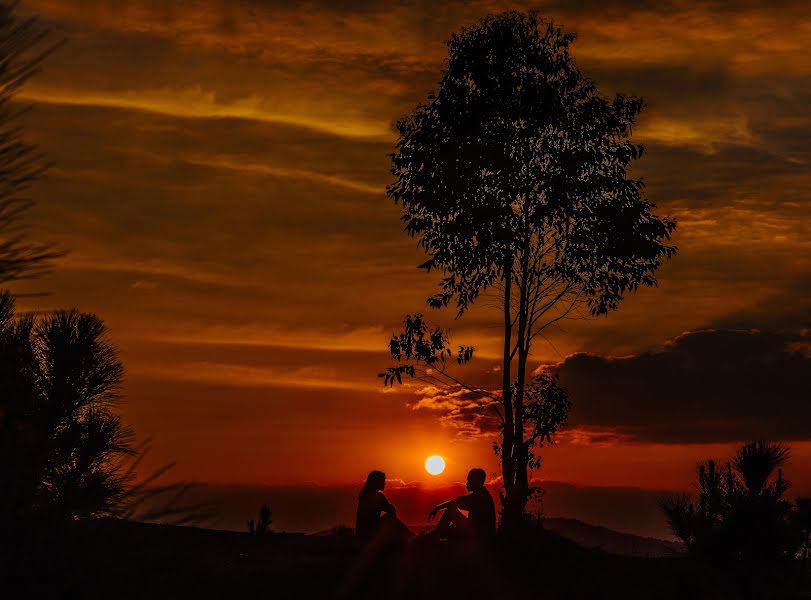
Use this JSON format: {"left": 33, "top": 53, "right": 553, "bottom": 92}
{"left": 466, "top": 468, "right": 486, "bottom": 491}
{"left": 364, "top": 470, "right": 386, "bottom": 491}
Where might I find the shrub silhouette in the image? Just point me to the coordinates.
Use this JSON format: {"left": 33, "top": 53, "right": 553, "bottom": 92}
{"left": 247, "top": 504, "right": 272, "bottom": 535}
{"left": 0, "top": 290, "right": 132, "bottom": 528}
{"left": 794, "top": 497, "right": 811, "bottom": 570}
{"left": 661, "top": 441, "right": 802, "bottom": 572}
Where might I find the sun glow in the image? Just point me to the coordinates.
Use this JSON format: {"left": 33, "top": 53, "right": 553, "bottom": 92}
{"left": 425, "top": 455, "right": 446, "bottom": 476}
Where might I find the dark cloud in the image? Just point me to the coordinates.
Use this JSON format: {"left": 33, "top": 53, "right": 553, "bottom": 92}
{"left": 557, "top": 328, "right": 811, "bottom": 443}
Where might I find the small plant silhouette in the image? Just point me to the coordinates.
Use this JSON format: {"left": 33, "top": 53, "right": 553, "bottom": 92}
{"left": 331, "top": 524, "right": 353, "bottom": 537}
{"left": 247, "top": 504, "right": 272, "bottom": 535}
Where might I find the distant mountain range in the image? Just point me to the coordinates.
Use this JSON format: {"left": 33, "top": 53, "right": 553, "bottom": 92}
{"left": 543, "top": 517, "right": 683, "bottom": 557}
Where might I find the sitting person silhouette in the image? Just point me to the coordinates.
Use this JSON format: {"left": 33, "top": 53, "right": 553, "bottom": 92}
{"left": 426, "top": 468, "right": 496, "bottom": 541}
{"left": 355, "top": 470, "right": 412, "bottom": 544}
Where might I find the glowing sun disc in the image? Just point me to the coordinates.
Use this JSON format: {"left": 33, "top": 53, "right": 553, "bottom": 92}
{"left": 425, "top": 455, "right": 446, "bottom": 475}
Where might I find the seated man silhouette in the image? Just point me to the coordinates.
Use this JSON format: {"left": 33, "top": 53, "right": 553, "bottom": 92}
{"left": 355, "top": 470, "right": 412, "bottom": 544}
{"left": 426, "top": 468, "right": 495, "bottom": 541}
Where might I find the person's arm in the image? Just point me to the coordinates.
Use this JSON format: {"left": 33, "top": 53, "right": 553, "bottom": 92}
{"left": 427, "top": 495, "right": 463, "bottom": 522}
{"left": 455, "top": 493, "right": 472, "bottom": 511}
{"left": 380, "top": 493, "right": 397, "bottom": 516}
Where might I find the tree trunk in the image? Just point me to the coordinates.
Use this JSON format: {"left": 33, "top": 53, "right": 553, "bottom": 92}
{"left": 500, "top": 485, "right": 526, "bottom": 533}
{"left": 500, "top": 265, "right": 515, "bottom": 526}
{"left": 501, "top": 445, "right": 531, "bottom": 533}
{"left": 501, "top": 249, "right": 532, "bottom": 533}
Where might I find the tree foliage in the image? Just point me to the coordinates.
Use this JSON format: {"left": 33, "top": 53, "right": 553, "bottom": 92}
{"left": 518, "top": 371, "right": 571, "bottom": 470}
{"left": 380, "top": 313, "right": 476, "bottom": 389}
{"left": 0, "top": 290, "right": 132, "bottom": 525}
{"left": 383, "top": 11, "right": 676, "bottom": 528}
{"left": 0, "top": 2, "right": 63, "bottom": 284}
{"left": 389, "top": 11, "right": 675, "bottom": 319}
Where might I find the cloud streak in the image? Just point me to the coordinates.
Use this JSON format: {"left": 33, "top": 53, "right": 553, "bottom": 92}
{"left": 8, "top": 0, "right": 811, "bottom": 486}
{"left": 21, "top": 86, "right": 393, "bottom": 140}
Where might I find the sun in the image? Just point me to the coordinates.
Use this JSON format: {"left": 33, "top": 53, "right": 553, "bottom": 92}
{"left": 425, "top": 455, "right": 446, "bottom": 476}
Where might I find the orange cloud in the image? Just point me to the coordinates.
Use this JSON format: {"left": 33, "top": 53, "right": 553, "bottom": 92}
{"left": 9, "top": 0, "right": 811, "bottom": 489}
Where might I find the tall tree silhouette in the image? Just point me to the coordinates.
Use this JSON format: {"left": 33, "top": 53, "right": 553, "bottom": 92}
{"left": 0, "top": 291, "right": 132, "bottom": 528}
{"left": 0, "top": 2, "right": 62, "bottom": 284}
{"left": 382, "top": 11, "right": 676, "bottom": 529}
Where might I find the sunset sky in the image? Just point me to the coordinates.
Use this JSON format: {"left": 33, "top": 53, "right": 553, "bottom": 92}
{"left": 10, "top": 0, "right": 811, "bottom": 520}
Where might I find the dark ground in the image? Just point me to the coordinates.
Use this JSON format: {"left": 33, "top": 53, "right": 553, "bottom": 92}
{"left": 5, "top": 519, "right": 809, "bottom": 599}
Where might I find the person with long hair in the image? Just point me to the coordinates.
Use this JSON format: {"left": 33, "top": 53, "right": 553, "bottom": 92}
{"left": 355, "top": 470, "right": 412, "bottom": 544}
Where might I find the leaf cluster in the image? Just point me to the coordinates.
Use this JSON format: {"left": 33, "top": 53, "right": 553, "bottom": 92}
{"left": 378, "top": 313, "right": 474, "bottom": 387}
{"left": 522, "top": 371, "right": 571, "bottom": 468}
{"left": 491, "top": 372, "right": 571, "bottom": 467}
